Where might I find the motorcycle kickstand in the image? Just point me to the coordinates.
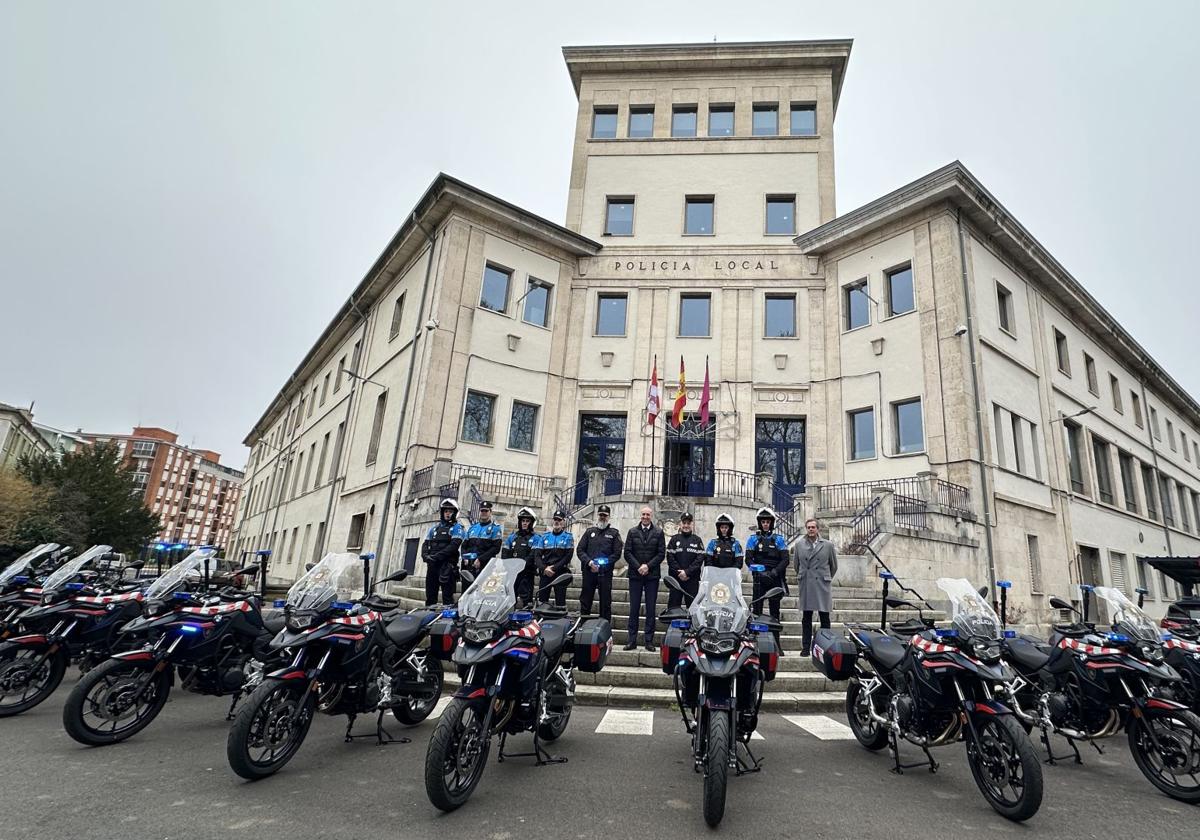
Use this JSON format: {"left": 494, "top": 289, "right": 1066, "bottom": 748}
{"left": 225, "top": 690, "right": 243, "bottom": 722}
{"left": 344, "top": 709, "right": 410, "bottom": 745}
{"left": 1089, "top": 739, "right": 1104, "bottom": 756}
{"left": 889, "top": 729, "right": 938, "bottom": 775}
{"left": 735, "top": 739, "right": 763, "bottom": 775}
{"left": 1042, "top": 726, "right": 1083, "bottom": 765}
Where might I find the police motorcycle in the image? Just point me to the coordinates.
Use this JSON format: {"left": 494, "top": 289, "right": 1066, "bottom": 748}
{"left": 659, "top": 565, "right": 784, "bottom": 827}
{"left": 0, "top": 544, "right": 67, "bottom": 637}
{"left": 0, "top": 545, "right": 148, "bottom": 717}
{"left": 993, "top": 581, "right": 1200, "bottom": 803}
{"left": 423, "top": 555, "right": 611, "bottom": 812}
{"left": 823, "top": 574, "right": 1043, "bottom": 821}
{"left": 61, "top": 547, "right": 276, "bottom": 745}
{"left": 0, "top": 544, "right": 63, "bottom": 596}
{"left": 1144, "top": 557, "right": 1200, "bottom": 712}
{"left": 226, "top": 552, "right": 444, "bottom": 780}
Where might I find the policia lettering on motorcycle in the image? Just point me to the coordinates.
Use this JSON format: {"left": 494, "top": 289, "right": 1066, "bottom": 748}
{"left": 422, "top": 499, "right": 465, "bottom": 606}
{"left": 501, "top": 507, "right": 540, "bottom": 608}
{"left": 460, "top": 500, "right": 502, "bottom": 596}
{"left": 705, "top": 513, "right": 744, "bottom": 568}
{"left": 746, "top": 507, "right": 789, "bottom": 642}
{"left": 538, "top": 511, "right": 574, "bottom": 607}
{"left": 666, "top": 512, "right": 704, "bottom": 611}
{"left": 576, "top": 503, "right": 623, "bottom": 622}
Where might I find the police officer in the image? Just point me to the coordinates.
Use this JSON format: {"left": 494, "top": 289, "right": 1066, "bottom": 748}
{"left": 666, "top": 512, "right": 704, "bottom": 611}
{"left": 705, "top": 513, "right": 744, "bottom": 568}
{"left": 501, "top": 507, "right": 540, "bottom": 608}
{"left": 537, "top": 510, "right": 573, "bottom": 607}
{"left": 422, "top": 498, "right": 465, "bottom": 606}
{"left": 460, "top": 500, "right": 503, "bottom": 595}
{"left": 576, "top": 503, "right": 623, "bottom": 623}
{"left": 746, "top": 506, "right": 789, "bottom": 640}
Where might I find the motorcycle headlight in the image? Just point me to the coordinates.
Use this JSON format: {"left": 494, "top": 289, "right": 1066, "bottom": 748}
{"left": 461, "top": 619, "right": 501, "bottom": 644}
{"left": 285, "top": 611, "right": 315, "bottom": 632}
{"left": 699, "top": 632, "right": 737, "bottom": 656}
{"left": 1140, "top": 643, "right": 1163, "bottom": 663}
{"left": 974, "top": 642, "right": 1001, "bottom": 662}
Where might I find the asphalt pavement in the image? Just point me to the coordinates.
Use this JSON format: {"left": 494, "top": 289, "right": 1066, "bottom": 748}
{"left": 0, "top": 684, "right": 1196, "bottom": 839}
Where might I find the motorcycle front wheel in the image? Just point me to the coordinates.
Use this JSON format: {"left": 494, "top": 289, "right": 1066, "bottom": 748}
{"left": 62, "top": 657, "right": 171, "bottom": 745}
{"left": 965, "top": 713, "right": 1043, "bottom": 821}
{"left": 1128, "top": 708, "right": 1200, "bottom": 803}
{"left": 425, "top": 697, "right": 491, "bottom": 811}
{"left": 227, "top": 680, "right": 315, "bottom": 780}
{"left": 0, "top": 641, "right": 68, "bottom": 717}
{"left": 703, "top": 709, "right": 731, "bottom": 827}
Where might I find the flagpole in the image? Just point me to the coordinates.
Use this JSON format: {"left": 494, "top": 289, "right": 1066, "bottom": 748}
{"left": 650, "top": 354, "right": 657, "bottom": 474}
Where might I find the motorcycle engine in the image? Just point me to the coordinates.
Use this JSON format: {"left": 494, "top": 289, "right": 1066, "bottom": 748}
{"left": 1046, "top": 691, "right": 1070, "bottom": 726}
{"left": 894, "top": 694, "right": 916, "bottom": 731}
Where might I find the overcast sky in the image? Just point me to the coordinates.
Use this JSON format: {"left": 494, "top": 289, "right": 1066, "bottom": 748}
{"left": 3, "top": 1, "right": 1197, "bottom": 469}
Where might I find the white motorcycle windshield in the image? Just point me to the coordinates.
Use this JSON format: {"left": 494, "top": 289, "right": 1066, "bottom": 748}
{"left": 1092, "top": 586, "right": 1159, "bottom": 643}
{"left": 936, "top": 577, "right": 1001, "bottom": 640}
{"left": 0, "top": 543, "right": 59, "bottom": 585}
{"left": 287, "top": 553, "right": 364, "bottom": 611}
{"left": 146, "top": 548, "right": 218, "bottom": 599}
{"left": 41, "top": 545, "right": 112, "bottom": 591}
{"left": 458, "top": 556, "right": 525, "bottom": 623}
{"left": 690, "top": 566, "right": 749, "bottom": 634}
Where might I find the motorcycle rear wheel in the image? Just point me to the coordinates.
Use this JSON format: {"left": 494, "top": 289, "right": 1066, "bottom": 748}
{"left": 425, "top": 697, "right": 491, "bottom": 812}
{"left": 1128, "top": 708, "right": 1200, "bottom": 803}
{"left": 227, "top": 680, "right": 315, "bottom": 780}
{"left": 62, "top": 657, "right": 171, "bottom": 745}
{"left": 0, "top": 642, "right": 68, "bottom": 717}
{"left": 965, "top": 714, "right": 1043, "bottom": 821}
{"left": 392, "top": 665, "right": 445, "bottom": 726}
{"left": 703, "top": 709, "right": 730, "bottom": 827}
{"left": 845, "top": 680, "right": 889, "bottom": 750}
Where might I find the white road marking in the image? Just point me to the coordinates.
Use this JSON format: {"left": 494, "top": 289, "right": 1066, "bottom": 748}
{"left": 750, "top": 728, "right": 765, "bottom": 740}
{"left": 595, "top": 709, "right": 654, "bottom": 735}
{"left": 782, "top": 714, "right": 855, "bottom": 740}
{"left": 430, "top": 697, "right": 452, "bottom": 719}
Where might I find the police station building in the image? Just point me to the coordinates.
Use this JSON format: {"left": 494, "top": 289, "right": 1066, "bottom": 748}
{"left": 230, "top": 40, "right": 1200, "bottom": 623}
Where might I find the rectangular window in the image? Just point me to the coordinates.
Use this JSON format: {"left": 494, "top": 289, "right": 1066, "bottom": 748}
{"left": 308, "top": 386, "right": 316, "bottom": 417}
{"left": 844, "top": 280, "right": 870, "bottom": 330}
{"left": 1136, "top": 557, "right": 1155, "bottom": 600}
{"left": 1131, "top": 392, "right": 1143, "bottom": 427}
{"left": 1118, "top": 451, "right": 1139, "bottom": 513}
{"left": 893, "top": 398, "right": 924, "bottom": 454}
{"left": 347, "top": 513, "right": 366, "bottom": 551}
{"left": 291, "top": 452, "right": 304, "bottom": 498}
{"left": 1084, "top": 353, "right": 1098, "bottom": 395}
{"left": 708, "top": 104, "right": 734, "bottom": 137}
{"left": 996, "top": 283, "right": 1015, "bottom": 334}
{"left": 1109, "top": 551, "right": 1129, "bottom": 595}
{"left": 479, "top": 264, "right": 511, "bottom": 313}
{"left": 885, "top": 264, "right": 915, "bottom": 316}
{"left": 1027, "top": 534, "right": 1043, "bottom": 593}
{"left": 1092, "top": 436, "right": 1114, "bottom": 504}
{"left": 313, "top": 522, "right": 326, "bottom": 563}
{"left": 1054, "top": 329, "right": 1070, "bottom": 375}
{"left": 678, "top": 293, "right": 711, "bottom": 337}
{"left": 522, "top": 279, "right": 551, "bottom": 328}
{"left": 1064, "top": 420, "right": 1087, "bottom": 494}
{"left": 764, "top": 294, "right": 796, "bottom": 338}
{"left": 1179, "top": 484, "right": 1192, "bottom": 532}
{"left": 605, "top": 197, "right": 634, "bottom": 236}
{"left": 335, "top": 356, "right": 345, "bottom": 393}
{"left": 627, "top": 106, "right": 654, "bottom": 138}
{"left": 389, "top": 293, "right": 406, "bottom": 340}
{"left": 315, "top": 432, "right": 330, "bottom": 486}
{"left": 508, "top": 402, "right": 539, "bottom": 452}
{"left": 461, "top": 391, "right": 496, "bottom": 444}
{"left": 1011, "top": 413, "right": 1025, "bottom": 474}
{"left": 304, "top": 442, "right": 315, "bottom": 492}
{"left": 671, "top": 105, "right": 697, "bottom": 137}
{"left": 993, "top": 404, "right": 1007, "bottom": 468}
{"left": 752, "top": 103, "right": 778, "bottom": 135}
{"left": 1142, "top": 465, "right": 1159, "bottom": 520}
{"left": 320, "top": 373, "right": 330, "bottom": 406}
{"left": 1167, "top": 419, "right": 1176, "bottom": 450}
{"left": 1184, "top": 432, "right": 1190, "bottom": 462}
{"left": 595, "top": 293, "right": 627, "bottom": 336}
{"left": 1160, "top": 475, "right": 1176, "bottom": 526}
{"left": 365, "top": 392, "right": 387, "bottom": 465}
{"left": 684, "top": 196, "right": 714, "bottom": 235}
{"left": 790, "top": 102, "right": 816, "bottom": 136}
{"left": 592, "top": 107, "right": 617, "bottom": 139}
{"left": 331, "top": 422, "right": 345, "bottom": 478}
{"left": 848, "top": 407, "right": 876, "bottom": 460}
{"left": 765, "top": 195, "right": 796, "bottom": 235}
{"left": 1150, "top": 406, "right": 1161, "bottom": 439}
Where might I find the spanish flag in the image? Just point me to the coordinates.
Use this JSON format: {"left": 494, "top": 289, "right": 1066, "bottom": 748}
{"left": 672, "top": 356, "right": 686, "bottom": 428}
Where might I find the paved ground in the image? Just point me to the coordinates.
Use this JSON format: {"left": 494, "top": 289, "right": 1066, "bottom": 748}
{"left": 0, "top": 685, "right": 1196, "bottom": 839}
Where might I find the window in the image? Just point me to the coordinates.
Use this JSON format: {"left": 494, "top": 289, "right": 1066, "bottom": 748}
{"left": 1010, "top": 413, "right": 1025, "bottom": 474}
{"left": 592, "top": 107, "right": 617, "bottom": 139}
{"left": 1064, "top": 420, "right": 1087, "bottom": 494}
{"left": 1109, "top": 375, "right": 1122, "bottom": 413}
{"left": 1160, "top": 475, "right": 1176, "bottom": 526}
{"left": 1054, "top": 329, "right": 1070, "bottom": 375}
{"left": 522, "top": 279, "right": 551, "bottom": 328}
{"left": 605, "top": 197, "right": 634, "bottom": 236}
{"left": 508, "top": 402, "right": 539, "bottom": 452}
{"left": 708, "top": 104, "right": 734, "bottom": 137}
{"left": 678, "top": 293, "right": 711, "bottom": 337}
{"left": 790, "top": 102, "right": 816, "bottom": 136}
{"left": 1194, "top": 441, "right": 1200, "bottom": 463}
{"left": 1109, "top": 552, "right": 1129, "bottom": 595}
{"left": 1092, "top": 436, "right": 1114, "bottom": 504}
{"left": 1131, "top": 392, "right": 1143, "bottom": 428}
{"left": 480, "top": 264, "right": 511, "bottom": 313}
{"left": 131, "top": 440, "right": 157, "bottom": 458}
{"left": 331, "top": 422, "right": 345, "bottom": 476}
{"left": 389, "top": 293, "right": 406, "bottom": 340}
{"left": 291, "top": 452, "right": 304, "bottom": 498}
{"left": 765, "top": 195, "right": 795, "bottom": 235}
{"left": 365, "top": 393, "right": 387, "bottom": 465}
{"left": 1118, "top": 451, "right": 1138, "bottom": 513}
{"left": 320, "top": 373, "right": 330, "bottom": 406}
{"left": 844, "top": 280, "right": 870, "bottom": 330}
{"left": 313, "top": 522, "right": 326, "bottom": 563}
{"left": 885, "top": 264, "right": 915, "bottom": 316}
{"left": 764, "top": 294, "right": 796, "bottom": 338}
{"left": 848, "top": 408, "right": 876, "bottom": 460}
{"left": 1184, "top": 431, "right": 1190, "bottom": 462}
{"left": 461, "top": 391, "right": 496, "bottom": 444}
{"left": 1150, "top": 406, "right": 1161, "bottom": 440}
{"left": 684, "top": 196, "right": 714, "bottom": 235}
{"left": 1179, "top": 484, "right": 1192, "bottom": 532}
{"left": 1142, "top": 465, "right": 1159, "bottom": 520}
{"left": 347, "top": 513, "right": 366, "bottom": 551}
{"left": 308, "top": 386, "right": 316, "bottom": 417}
{"left": 335, "top": 356, "right": 345, "bottom": 393}
{"left": 996, "top": 283, "right": 1015, "bottom": 334}
{"left": 751, "top": 103, "right": 778, "bottom": 135}
{"left": 1136, "top": 557, "right": 1155, "bottom": 600}
{"left": 893, "top": 399, "right": 924, "bottom": 454}
{"left": 1166, "top": 419, "right": 1176, "bottom": 450}
{"left": 595, "top": 293, "right": 627, "bottom": 336}
{"left": 627, "top": 106, "right": 654, "bottom": 138}
{"left": 303, "top": 442, "right": 315, "bottom": 492}
{"left": 993, "top": 405, "right": 1007, "bottom": 467}
{"left": 315, "top": 432, "right": 330, "bottom": 486}
{"left": 671, "top": 105, "right": 697, "bottom": 137}
{"left": 1083, "top": 353, "right": 1098, "bottom": 395}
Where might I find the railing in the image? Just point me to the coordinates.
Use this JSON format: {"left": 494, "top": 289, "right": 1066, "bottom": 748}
{"left": 850, "top": 542, "right": 936, "bottom": 612}
{"left": 467, "top": 484, "right": 483, "bottom": 524}
{"left": 557, "top": 477, "right": 590, "bottom": 520}
{"left": 845, "top": 497, "right": 883, "bottom": 553}
{"left": 410, "top": 465, "right": 434, "bottom": 495}
{"left": 818, "top": 475, "right": 973, "bottom": 519}
{"left": 932, "top": 479, "right": 972, "bottom": 518}
{"left": 894, "top": 494, "right": 928, "bottom": 531}
{"left": 608, "top": 465, "right": 759, "bottom": 501}
{"left": 712, "top": 469, "right": 758, "bottom": 501}
{"left": 618, "top": 465, "right": 661, "bottom": 496}
{"left": 437, "top": 480, "right": 458, "bottom": 501}
{"left": 450, "top": 463, "right": 550, "bottom": 501}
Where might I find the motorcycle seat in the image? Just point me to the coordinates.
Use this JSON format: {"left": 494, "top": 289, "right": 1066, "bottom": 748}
{"left": 385, "top": 613, "right": 424, "bottom": 647}
{"left": 539, "top": 618, "right": 571, "bottom": 660}
{"left": 1006, "top": 636, "right": 1050, "bottom": 672}
{"left": 861, "top": 630, "right": 906, "bottom": 672}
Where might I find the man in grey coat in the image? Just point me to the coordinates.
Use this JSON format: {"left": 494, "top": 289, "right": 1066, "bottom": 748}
{"left": 793, "top": 517, "right": 837, "bottom": 656}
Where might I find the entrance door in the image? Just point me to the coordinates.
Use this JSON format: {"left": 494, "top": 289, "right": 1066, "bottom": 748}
{"left": 755, "top": 418, "right": 806, "bottom": 511}
{"left": 1078, "top": 545, "right": 1103, "bottom": 588}
{"left": 663, "top": 415, "right": 715, "bottom": 497}
{"left": 575, "top": 415, "right": 627, "bottom": 503}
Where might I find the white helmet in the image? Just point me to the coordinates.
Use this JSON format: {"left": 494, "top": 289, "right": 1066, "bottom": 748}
{"left": 755, "top": 506, "right": 776, "bottom": 527}
{"left": 439, "top": 498, "right": 460, "bottom": 512}
{"left": 516, "top": 507, "right": 537, "bottom": 526}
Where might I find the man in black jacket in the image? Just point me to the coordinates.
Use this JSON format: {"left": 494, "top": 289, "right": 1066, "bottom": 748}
{"left": 623, "top": 506, "right": 665, "bottom": 652}
{"left": 536, "top": 510, "right": 574, "bottom": 607}
{"left": 500, "top": 507, "right": 540, "bottom": 608}
{"left": 577, "top": 504, "right": 622, "bottom": 622}
{"left": 666, "top": 512, "right": 704, "bottom": 611}
{"left": 460, "top": 500, "right": 502, "bottom": 597}
{"left": 422, "top": 498, "right": 465, "bottom": 606}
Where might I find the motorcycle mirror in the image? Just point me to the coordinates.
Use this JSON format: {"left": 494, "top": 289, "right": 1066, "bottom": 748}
{"left": 658, "top": 608, "right": 689, "bottom": 623}
{"left": 752, "top": 587, "right": 785, "bottom": 606}
{"left": 377, "top": 569, "right": 409, "bottom": 585}
{"left": 977, "top": 585, "right": 989, "bottom": 599}
{"left": 233, "top": 565, "right": 260, "bottom": 577}
{"left": 664, "top": 575, "right": 686, "bottom": 593}
{"left": 1049, "top": 596, "right": 1078, "bottom": 614}
{"left": 885, "top": 595, "right": 916, "bottom": 609}
{"left": 304, "top": 562, "right": 316, "bottom": 572}
{"left": 127, "top": 560, "right": 145, "bottom": 571}
{"left": 460, "top": 569, "right": 476, "bottom": 584}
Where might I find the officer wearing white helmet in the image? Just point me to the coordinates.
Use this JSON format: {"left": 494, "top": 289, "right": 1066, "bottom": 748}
{"left": 422, "top": 498, "right": 465, "bottom": 606}
{"left": 746, "top": 506, "right": 789, "bottom": 638}
{"left": 704, "top": 513, "right": 744, "bottom": 568}
{"left": 501, "top": 507, "right": 541, "bottom": 607}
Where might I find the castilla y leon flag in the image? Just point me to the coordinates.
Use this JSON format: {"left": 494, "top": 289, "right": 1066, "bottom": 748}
{"left": 700, "top": 356, "right": 711, "bottom": 428}
{"left": 672, "top": 355, "right": 687, "bottom": 428}
{"left": 647, "top": 356, "right": 660, "bottom": 425}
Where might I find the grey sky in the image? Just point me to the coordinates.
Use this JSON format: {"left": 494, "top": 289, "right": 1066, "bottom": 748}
{"left": 3, "top": 1, "right": 1197, "bottom": 469}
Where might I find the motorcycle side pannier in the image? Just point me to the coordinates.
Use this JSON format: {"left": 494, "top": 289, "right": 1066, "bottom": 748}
{"left": 573, "top": 617, "right": 613, "bottom": 673}
{"left": 753, "top": 630, "right": 780, "bottom": 681}
{"left": 661, "top": 623, "right": 686, "bottom": 674}
{"left": 811, "top": 627, "right": 857, "bottom": 680}
{"left": 427, "top": 615, "right": 459, "bottom": 661}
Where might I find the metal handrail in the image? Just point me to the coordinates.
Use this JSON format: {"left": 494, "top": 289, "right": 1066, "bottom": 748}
{"left": 410, "top": 465, "right": 434, "bottom": 495}
{"left": 450, "top": 463, "right": 550, "bottom": 500}
{"left": 850, "top": 541, "right": 936, "bottom": 612}
{"left": 817, "top": 476, "right": 973, "bottom": 518}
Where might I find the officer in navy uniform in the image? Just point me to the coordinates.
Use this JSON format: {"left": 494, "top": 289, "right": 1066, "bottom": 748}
{"left": 704, "top": 513, "right": 744, "bottom": 568}
{"left": 460, "top": 500, "right": 503, "bottom": 597}
{"left": 745, "top": 506, "right": 789, "bottom": 641}
{"left": 422, "top": 498, "right": 465, "bottom": 606}
{"left": 576, "top": 503, "right": 623, "bottom": 623}
{"left": 665, "top": 512, "right": 704, "bottom": 611}
{"left": 501, "top": 507, "right": 540, "bottom": 608}
{"left": 537, "top": 510, "right": 574, "bottom": 607}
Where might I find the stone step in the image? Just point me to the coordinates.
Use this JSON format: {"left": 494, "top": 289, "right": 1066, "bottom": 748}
{"left": 603, "top": 647, "right": 821, "bottom": 672}
{"left": 392, "top": 580, "right": 885, "bottom": 599}
{"left": 577, "top": 685, "right": 846, "bottom": 712}
{"left": 573, "top": 665, "right": 843, "bottom": 693}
